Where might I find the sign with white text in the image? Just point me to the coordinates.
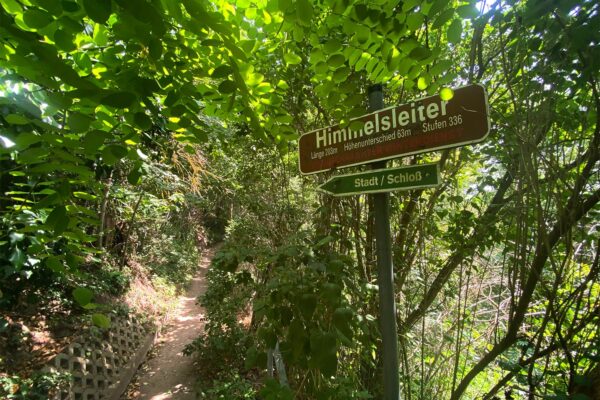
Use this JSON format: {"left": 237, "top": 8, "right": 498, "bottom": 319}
{"left": 318, "top": 163, "right": 440, "bottom": 196}
{"left": 298, "top": 84, "right": 489, "bottom": 175}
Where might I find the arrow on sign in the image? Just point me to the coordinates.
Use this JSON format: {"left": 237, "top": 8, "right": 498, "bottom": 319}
{"left": 318, "top": 163, "right": 440, "bottom": 197}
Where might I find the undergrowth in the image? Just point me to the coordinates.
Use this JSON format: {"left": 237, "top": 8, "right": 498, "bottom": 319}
{"left": 195, "top": 373, "right": 257, "bottom": 399}
{"left": 0, "top": 371, "right": 70, "bottom": 400}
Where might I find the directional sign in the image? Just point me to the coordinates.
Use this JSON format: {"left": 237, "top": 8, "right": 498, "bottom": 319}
{"left": 318, "top": 163, "right": 440, "bottom": 197}
{"left": 299, "top": 84, "right": 489, "bottom": 175}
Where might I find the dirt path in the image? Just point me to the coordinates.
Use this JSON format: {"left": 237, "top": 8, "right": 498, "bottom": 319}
{"left": 127, "top": 248, "right": 215, "bottom": 400}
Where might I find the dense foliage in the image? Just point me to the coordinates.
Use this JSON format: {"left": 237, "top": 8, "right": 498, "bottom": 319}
{"left": 1, "top": 0, "right": 599, "bottom": 399}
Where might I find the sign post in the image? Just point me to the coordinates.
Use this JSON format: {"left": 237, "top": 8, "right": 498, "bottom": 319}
{"left": 299, "top": 83, "right": 490, "bottom": 400}
{"left": 318, "top": 163, "right": 440, "bottom": 197}
{"left": 368, "top": 84, "right": 400, "bottom": 400}
{"left": 298, "top": 84, "right": 489, "bottom": 175}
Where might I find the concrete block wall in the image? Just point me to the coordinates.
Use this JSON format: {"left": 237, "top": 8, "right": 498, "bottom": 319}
{"left": 43, "top": 314, "right": 154, "bottom": 400}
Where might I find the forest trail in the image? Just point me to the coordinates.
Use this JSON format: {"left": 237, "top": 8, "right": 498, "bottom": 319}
{"left": 127, "top": 247, "right": 216, "bottom": 400}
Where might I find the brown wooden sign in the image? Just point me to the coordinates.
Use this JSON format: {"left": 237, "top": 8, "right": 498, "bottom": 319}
{"left": 298, "top": 84, "right": 490, "bottom": 175}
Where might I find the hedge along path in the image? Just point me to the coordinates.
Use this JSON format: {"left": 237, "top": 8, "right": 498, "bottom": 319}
{"left": 128, "top": 247, "right": 216, "bottom": 400}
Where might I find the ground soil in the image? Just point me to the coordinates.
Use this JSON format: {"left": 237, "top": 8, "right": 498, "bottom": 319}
{"left": 123, "top": 247, "right": 215, "bottom": 400}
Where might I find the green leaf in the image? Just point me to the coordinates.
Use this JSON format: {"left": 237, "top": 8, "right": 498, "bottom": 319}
{"left": 296, "top": 0, "right": 313, "bottom": 25}
{"left": 276, "top": 80, "right": 290, "bottom": 90}
{"left": 258, "top": 327, "right": 278, "bottom": 348}
{"left": 333, "top": 66, "right": 350, "bottom": 83}
{"left": 54, "top": 29, "right": 76, "bottom": 52}
{"left": 83, "top": 0, "right": 112, "bottom": 23}
{"left": 100, "top": 147, "right": 115, "bottom": 165}
{"left": 322, "top": 282, "right": 342, "bottom": 303}
{"left": 354, "top": 4, "right": 368, "bottom": 20}
{"left": 83, "top": 130, "right": 109, "bottom": 153}
{"left": 45, "top": 256, "right": 65, "bottom": 274}
{"left": 92, "top": 313, "right": 111, "bottom": 329}
{"left": 12, "top": 133, "right": 40, "bottom": 150}
{"left": 170, "top": 104, "right": 187, "bottom": 117}
{"left": 100, "top": 91, "right": 137, "bottom": 108}
{"left": 46, "top": 92, "right": 73, "bottom": 109}
{"left": 72, "top": 52, "right": 92, "bottom": 74}
{"left": 456, "top": 4, "right": 479, "bottom": 19}
{"left": 402, "top": 0, "right": 420, "bottom": 12}
{"left": 327, "top": 54, "right": 345, "bottom": 68}
{"left": 218, "top": 80, "right": 237, "bottom": 94}
{"left": 62, "top": 1, "right": 80, "bottom": 13}
{"left": 1, "top": 0, "right": 23, "bottom": 14}
{"left": 349, "top": 120, "right": 365, "bottom": 131}
{"left": 356, "top": 52, "right": 371, "bottom": 71}
{"left": 9, "top": 232, "right": 25, "bottom": 244}
{"left": 298, "top": 293, "right": 317, "bottom": 320}
{"left": 164, "top": 90, "right": 180, "bottom": 107}
{"left": 23, "top": 9, "right": 54, "bottom": 29}
{"left": 68, "top": 112, "right": 93, "bottom": 133}
{"left": 127, "top": 167, "right": 142, "bottom": 185}
{"left": 310, "top": 331, "right": 338, "bottom": 377}
{"left": 410, "top": 46, "right": 432, "bottom": 61}
{"left": 333, "top": 307, "right": 354, "bottom": 342}
{"left": 255, "top": 82, "right": 272, "bottom": 94}
{"left": 316, "top": 235, "right": 335, "bottom": 248}
{"left": 447, "top": 19, "right": 462, "bottom": 43}
{"left": 134, "top": 112, "right": 152, "bottom": 130}
{"left": 432, "top": 8, "right": 455, "bottom": 29}
{"left": 278, "top": 0, "right": 292, "bottom": 12}
{"left": 148, "top": 37, "right": 162, "bottom": 60}
{"left": 259, "top": 379, "right": 294, "bottom": 399}
{"left": 239, "top": 39, "right": 256, "bottom": 55}
{"left": 406, "top": 12, "right": 425, "bottom": 31}
{"left": 430, "top": 59, "right": 452, "bottom": 76}
{"left": 5, "top": 114, "right": 30, "bottom": 125}
{"left": 47, "top": 205, "right": 69, "bottom": 234}
{"left": 314, "top": 61, "right": 328, "bottom": 74}
{"left": 284, "top": 52, "right": 302, "bottom": 65}
{"left": 365, "top": 57, "right": 378, "bottom": 74}
{"left": 354, "top": 24, "right": 370, "bottom": 44}
{"left": 262, "top": 9, "right": 272, "bottom": 24}
{"left": 440, "top": 87, "right": 454, "bottom": 101}
{"left": 244, "top": 7, "right": 257, "bottom": 19}
{"left": 9, "top": 247, "right": 25, "bottom": 269}
{"left": 33, "top": 0, "right": 63, "bottom": 15}
{"left": 107, "top": 144, "right": 128, "bottom": 158}
{"left": 244, "top": 346, "right": 259, "bottom": 370}
{"left": 211, "top": 64, "right": 233, "bottom": 78}
{"left": 120, "top": 0, "right": 164, "bottom": 33}
{"left": 324, "top": 39, "right": 342, "bottom": 54}
{"left": 73, "top": 191, "right": 97, "bottom": 201}
{"left": 73, "top": 287, "right": 93, "bottom": 307}
{"left": 427, "top": 0, "right": 450, "bottom": 18}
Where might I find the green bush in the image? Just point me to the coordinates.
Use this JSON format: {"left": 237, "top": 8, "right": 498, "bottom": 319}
{"left": 0, "top": 372, "right": 70, "bottom": 400}
{"left": 142, "top": 234, "right": 200, "bottom": 287}
{"left": 184, "top": 245, "right": 254, "bottom": 377}
{"left": 197, "top": 373, "right": 256, "bottom": 399}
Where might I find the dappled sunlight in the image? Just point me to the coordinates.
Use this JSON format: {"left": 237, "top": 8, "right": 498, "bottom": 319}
{"left": 1, "top": 0, "right": 598, "bottom": 398}
{"left": 175, "top": 315, "right": 204, "bottom": 323}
